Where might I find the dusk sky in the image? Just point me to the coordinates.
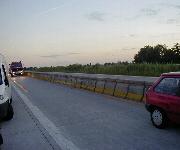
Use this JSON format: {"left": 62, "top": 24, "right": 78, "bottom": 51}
{"left": 0, "top": 0, "right": 180, "bottom": 67}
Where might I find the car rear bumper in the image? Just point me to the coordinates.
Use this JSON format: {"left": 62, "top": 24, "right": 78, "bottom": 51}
{"left": 0, "top": 100, "right": 9, "bottom": 119}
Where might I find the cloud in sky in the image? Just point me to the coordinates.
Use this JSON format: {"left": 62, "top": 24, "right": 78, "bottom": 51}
{"left": 126, "top": 7, "right": 160, "bottom": 21}
{"left": 121, "top": 47, "right": 137, "bottom": 51}
{"left": 40, "top": 52, "right": 80, "bottom": 58}
{"left": 141, "top": 8, "right": 160, "bottom": 16}
{"left": 160, "top": 3, "right": 180, "bottom": 10}
{"left": 129, "top": 34, "right": 136, "bottom": 37}
{"left": 86, "top": 11, "right": 106, "bottom": 21}
{"left": 166, "top": 19, "right": 180, "bottom": 24}
{"left": 37, "top": 5, "right": 63, "bottom": 16}
{"left": 172, "top": 4, "right": 180, "bottom": 9}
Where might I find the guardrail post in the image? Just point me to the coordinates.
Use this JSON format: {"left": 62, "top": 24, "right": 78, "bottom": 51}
{"left": 70, "top": 76, "right": 72, "bottom": 86}
{"left": 65, "top": 76, "right": 68, "bottom": 85}
{"left": 63, "top": 75, "right": 66, "bottom": 85}
{"left": 102, "top": 80, "right": 106, "bottom": 94}
{"left": 85, "top": 80, "right": 88, "bottom": 89}
{"left": 113, "top": 81, "right": 118, "bottom": 96}
{"left": 140, "top": 82, "right": 146, "bottom": 102}
{"left": 94, "top": 80, "right": 97, "bottom": 92}
{"left": 74, "top": 78, "right": 77, "bottom": 88}
{"left": 51, "top": 74, "right": 54, "bottom": 83}
{"left": 125, "top": 84, "right": 130, "bottom": 99}
{"left": 80, "top": 80, "right": 83, "bottom": 89}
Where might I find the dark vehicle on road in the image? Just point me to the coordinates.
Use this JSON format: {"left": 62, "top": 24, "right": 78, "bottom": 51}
{"left": 145, "top": 72, "right": 180, "bottom": 128}
{"left": 9, "top": 61, "right": 24, "bottom": 77}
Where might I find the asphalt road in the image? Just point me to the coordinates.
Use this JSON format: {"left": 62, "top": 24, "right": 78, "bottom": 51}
{"left": 1, "top": 76, "right": 180, "bottom": 150}
{"left": 1, "top": 85, "right": 59, "bottom": 150}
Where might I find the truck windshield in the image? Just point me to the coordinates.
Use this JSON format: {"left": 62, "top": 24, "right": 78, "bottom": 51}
{"left": 12, "top": 68, "right": 23, "bottom": 72}
{"left": 11, "top": 63, "right": 22, "bottom": 68}
{"left": 0, "top": 69, "right": 2, "bottom": 85}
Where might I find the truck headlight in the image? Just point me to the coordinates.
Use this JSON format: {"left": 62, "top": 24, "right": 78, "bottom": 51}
{"left": 0, "top": 95, "right": 4, "bottom": 100}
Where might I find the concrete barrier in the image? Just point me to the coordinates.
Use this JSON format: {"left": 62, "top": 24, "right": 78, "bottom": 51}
{"left": 24, "top": 72, "right": 155, "bottom": 102}
{"left": 95, "top": 80, "right": 106, "bottom": 93}
{"left": 114, "top": 82, "right": 129, "bottom": 98}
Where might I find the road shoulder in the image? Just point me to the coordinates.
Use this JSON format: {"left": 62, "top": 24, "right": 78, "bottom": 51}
{"left": 1, "top": 87, "right": 60, "bottom": 150}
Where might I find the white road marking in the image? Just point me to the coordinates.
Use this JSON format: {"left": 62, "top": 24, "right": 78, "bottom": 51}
{"left": 12, "top": 83, "right": 80, "bottom": 150}
{"left": 13, "top": 80, "right": 29, "bottom": 93}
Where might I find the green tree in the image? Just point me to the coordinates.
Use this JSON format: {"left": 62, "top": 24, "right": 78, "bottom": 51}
{"left": 172, "top": 43, "right": 180, "bottom": 63}
{"left": 133, "top": 43, "right": 180, "bottom": 64}
{"left": 134, "top": 45, "right": 162, "bottom": 63}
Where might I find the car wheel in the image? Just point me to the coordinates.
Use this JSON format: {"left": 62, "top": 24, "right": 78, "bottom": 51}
{"left": 3, "top": 104, "right": 14, "bottom": 121}
{"left": 151, "top": 108, "right": 167, "bottom": 129}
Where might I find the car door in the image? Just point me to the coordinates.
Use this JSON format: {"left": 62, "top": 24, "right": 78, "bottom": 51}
{"left": 167, "top": 78, "right": 180, "bottom": 122}
{"left": 152, "top": 77, "right": 173, "bottom": 111}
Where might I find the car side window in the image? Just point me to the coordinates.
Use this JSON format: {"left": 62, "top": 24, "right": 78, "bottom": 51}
{"left": 154, "top": 77, "right": 180, "bottom": 97}
{"left": 2, "top": 64, "right": 9, "bottom": 86}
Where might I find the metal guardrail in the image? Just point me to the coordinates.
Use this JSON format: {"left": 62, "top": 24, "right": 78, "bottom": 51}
{"left": 24, "top": 71, "right": 155, "bottom": 102}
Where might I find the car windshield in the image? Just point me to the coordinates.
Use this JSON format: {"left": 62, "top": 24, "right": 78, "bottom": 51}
{"left": 0, "top": 69, "right": 2, "bottom": 85}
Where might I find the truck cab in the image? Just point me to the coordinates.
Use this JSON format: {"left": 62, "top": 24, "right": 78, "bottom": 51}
{"left": 9, "top": 61, "right": 24, "bottom": 77}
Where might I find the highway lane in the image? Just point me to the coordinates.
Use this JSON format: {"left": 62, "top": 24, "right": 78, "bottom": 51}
{"left": 8, "top": 76, "right": 180, "bottom": 150}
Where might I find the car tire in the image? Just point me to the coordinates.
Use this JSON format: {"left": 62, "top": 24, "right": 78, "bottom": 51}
{"left": 151, "top": 108, "right": 167, "bottom": 129}
{"left": 3, "top": 104, "right": 14, "bottom": 121}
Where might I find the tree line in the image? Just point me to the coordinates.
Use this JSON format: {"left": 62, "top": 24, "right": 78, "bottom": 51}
{"left": 26, "top": 42, "right": 180, "bottom": 75}
{"left": 133, "top": 43, "right": 180, "bottom": 64}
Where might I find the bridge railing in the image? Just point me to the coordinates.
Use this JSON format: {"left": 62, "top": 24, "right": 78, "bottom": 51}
{"left": 24, "top": 71, "right": 155, "bottom": 102}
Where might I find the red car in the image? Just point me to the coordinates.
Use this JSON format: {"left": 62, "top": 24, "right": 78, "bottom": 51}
{"left": 146, "top": 72, "right": 180, "bottom": 128}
